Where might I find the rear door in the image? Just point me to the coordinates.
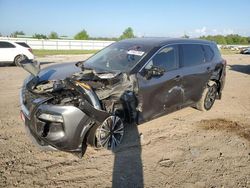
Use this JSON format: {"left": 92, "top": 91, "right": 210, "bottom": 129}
{"left": 179, "top": 44, "right": 214, "bottom": 106}
{"left": 136, "top": 45, "right": 183, "bottom": 123}
{"left": 0, "top": 42, "right": 16, "bottom": 62}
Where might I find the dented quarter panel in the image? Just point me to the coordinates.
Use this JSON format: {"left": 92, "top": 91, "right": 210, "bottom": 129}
{"left": 180, "top": 62, "right": 214, "bottom": 105}
{"left": 210, "top": 59, "right": 226, "bottom": 94}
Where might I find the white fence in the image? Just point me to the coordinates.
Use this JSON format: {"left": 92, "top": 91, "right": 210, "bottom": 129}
{"left": 0, "top": 37, "right": 115, "bottom": 50}
{"left": 1, "top": 37, "right": 248, "bottom": 51}
{"left": 218, "top": 44, "right": 249, "bottom": 50}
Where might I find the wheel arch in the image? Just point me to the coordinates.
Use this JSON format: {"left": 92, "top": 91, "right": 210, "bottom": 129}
{"left": 209, "top": 65, "right": 225, "bottom": 99}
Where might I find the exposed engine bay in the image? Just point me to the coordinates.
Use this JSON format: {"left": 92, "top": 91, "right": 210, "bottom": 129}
{"left": 17, "top": 50, "right": 146, "bottom": 158}
{"left": 29, "top": 68, "right": 139, "bottom": 123}
{"left": 21, "top": 65, "right": 139, "bottom": 156}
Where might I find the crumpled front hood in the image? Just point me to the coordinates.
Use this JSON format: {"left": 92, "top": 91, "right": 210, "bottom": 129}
{"left": 36, "top": 62, "right": 121, "bottom": 82}
{"left": 24, "top": 62, "right": 124, "bottom": 96}
{"left": 37, "top": 62, "right": 81, "bottom": 82}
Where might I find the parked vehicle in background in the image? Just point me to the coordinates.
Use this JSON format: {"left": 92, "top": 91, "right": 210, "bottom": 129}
{"left": 0, "top": 41, "right": 34, "bottom": 66}
{"left": 240, "top": 47, "right": 250, "bottom": 54}
{"left": 18, "top": 38, "right": 226, "bottom": 157}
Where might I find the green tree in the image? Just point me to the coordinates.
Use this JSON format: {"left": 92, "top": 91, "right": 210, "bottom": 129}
{"left": 0, "top": 33, "right": 2, "bottom": 37}
{"left": 230, "top": 34, "right": 241, "bottom": 44}
{"left": 33, "top": 33, "right": 48, "bottom": 39}
{"left": 214, "top": 35, "right": 227, "bottom": 44}
{"left": 200, "top": 35, "right": 225, "bottom": 44}
{"left": 225, "top": 35, "right": 234, "bottom": 44}
{"left": 74, "top": 29, "right": 89, "bottom": 40}
{"left": 200, "top": 34, "right": 250, "bottom": 45}
{"left": 48, "top": 31, "right": 59, "bottom": 39}
{"left": 239, "top": 37, "right": 248, "bottom": 45}
{"left": 247, "top": 37, "right": 250, "bottom": 44}
{"left": 119, "top": 27, "right": 135, "bottom": 40}
{"left": 11, "top": 31, "right": 25, "bottom": 37}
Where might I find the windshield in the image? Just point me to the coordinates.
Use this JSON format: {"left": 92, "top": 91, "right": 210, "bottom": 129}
{"left": 84, "top": 41, "right": 149, "bottom": 72}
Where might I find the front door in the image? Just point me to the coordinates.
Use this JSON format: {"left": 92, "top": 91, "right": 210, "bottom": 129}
{"left": 136, "top": 45, "right": 183, "bottom": 123}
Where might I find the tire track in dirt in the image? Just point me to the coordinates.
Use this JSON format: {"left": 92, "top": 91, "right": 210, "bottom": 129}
{"left": 199, "top": 118, "right": 250, "bottom": 143}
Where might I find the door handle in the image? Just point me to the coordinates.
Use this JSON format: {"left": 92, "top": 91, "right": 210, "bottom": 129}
{"left": 174, "top": 75, "right": 181, "bottom": 81}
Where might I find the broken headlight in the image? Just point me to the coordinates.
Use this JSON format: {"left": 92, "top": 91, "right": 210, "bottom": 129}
{"left": 38, "top": 113, "right": 63, "bottom": 123}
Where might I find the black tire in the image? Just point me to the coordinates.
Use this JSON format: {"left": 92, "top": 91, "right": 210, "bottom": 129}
{"left": 80, "top": 138, "right": 88, "bottom": 157}
{"left": 196, "top": 84, "right": 217, "bottom": 111}
{"left": 13, "top": 55, "right": 25, "bottom": 66}
{"left": 87, "top": 123, "right": 101, "bottom": 148}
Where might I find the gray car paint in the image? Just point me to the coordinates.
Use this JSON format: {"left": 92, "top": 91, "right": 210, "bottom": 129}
{"left": 19, "top": 38, "right": 226, "bottom": 156}
{"left": 36, "top": 104, "right": 90, "bottom": 151}
{"left": 38, "top": 62, "right": 81, "bottom": 81}
{"left": 136, "top": 42, "right": 222, "bottom": 123}
{"left": 137, "top": 69, "right": 183, "bottom": 123}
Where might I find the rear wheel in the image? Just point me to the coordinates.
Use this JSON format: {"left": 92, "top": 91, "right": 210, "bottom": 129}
{"left": 14, "top": 55, "right": 26, "bottom": 66}
{"left": 196, "top": 84, "right": 217, "bottom": 111}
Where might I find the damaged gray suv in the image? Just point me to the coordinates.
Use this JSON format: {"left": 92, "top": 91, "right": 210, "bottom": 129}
{"left": 19, "top": 38, "right": 226, "bottom": 157}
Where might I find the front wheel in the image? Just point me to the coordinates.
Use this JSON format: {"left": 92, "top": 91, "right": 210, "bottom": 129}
{"left": 196, "top": 84, "right": 217, "bottom": 111}
{"left": 96, "top": 116, "right": 124, "bottom": 150}
{"left": 87, "top": 115, "right": 124, "bottom": 151}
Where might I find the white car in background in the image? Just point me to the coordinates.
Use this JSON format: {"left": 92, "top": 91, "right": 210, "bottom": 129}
{"left": 0, "top": 41, "right": 34, "bottom": 66}
{"left": 240, "top": 47, "right": 250, "bottom": 54}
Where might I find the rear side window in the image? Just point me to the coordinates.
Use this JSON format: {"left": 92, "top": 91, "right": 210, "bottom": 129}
{"left": 202, "top": 45, "right": 214, "bottom": 62}
{"left": 151, "top": 45, "right": 178, "bottom": 71}
{"left": 16, "top": 42, "right": 30, "bottom": 48}
{"left": 180, "top": 44, "right": 205, "bottom": 67}
{"left": 211, "top": 43, "right": 222, "bottom": 60}
{"left": 0, "top": 41, "right": 16, "bottom": 48}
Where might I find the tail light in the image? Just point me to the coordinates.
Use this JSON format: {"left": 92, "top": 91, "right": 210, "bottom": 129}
{"left": 20, "top": 111, "right": 25, "bottom": 122}
{"left": 28, "top": 48, "right": 33, "bottom": 54}
{"left": 222, "top": 59, "right": 227, "bottom": 66}
{"left": 222, "top": 59, "right": 227, "bottom": 76}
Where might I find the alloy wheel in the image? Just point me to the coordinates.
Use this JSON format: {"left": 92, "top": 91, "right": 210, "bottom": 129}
{"left": 204, "top": 85, "right": 217, "bottom": 110}
{"left": 96, "top": 115, "right": 124, "bottom": 150}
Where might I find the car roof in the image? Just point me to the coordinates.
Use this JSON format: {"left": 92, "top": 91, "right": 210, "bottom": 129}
{"left": 119, "top": 37, "right": 215, "bottom": 48}
{"left": 125, "top": 38, "right": 216, "bottom": 74}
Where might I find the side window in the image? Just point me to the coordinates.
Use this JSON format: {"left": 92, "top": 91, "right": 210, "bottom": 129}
{"left": 180, "top": 44, "right": 205, "bottom": 67}
{"left": 0, "top": 42, "right": 16, "bottom": 48}
{"left": 203, "top": 45, "right": 214, "bottom": 62}
{"left": 148, "top": 46, "right": 177, "bottom": 71}
{"left": 16, "top": 42, "right": 30, "bottom": 48}
{"left": 0, "top": 42, "right": 6, "bottom": 48}
{"left": 212, "top": 43, "right": 222, "bottom": 60}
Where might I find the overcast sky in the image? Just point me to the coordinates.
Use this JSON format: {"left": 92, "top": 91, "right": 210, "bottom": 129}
{"left": 0, "top": 0, "right": 249, "bottom": 37}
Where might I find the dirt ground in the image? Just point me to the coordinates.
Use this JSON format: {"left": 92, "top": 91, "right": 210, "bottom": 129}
{"left": 0, "top": 54, "right": 250, "bottom": 188}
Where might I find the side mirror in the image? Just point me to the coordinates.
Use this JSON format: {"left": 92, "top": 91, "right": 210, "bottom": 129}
{"left": 144, "top": 66, "right": 165, "bottom": 80}
{"left": 18, "top": 55, "right": 40, "bottom": 76}
{"left": 75, "top": 61, "right": 85, "bottom": 70}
